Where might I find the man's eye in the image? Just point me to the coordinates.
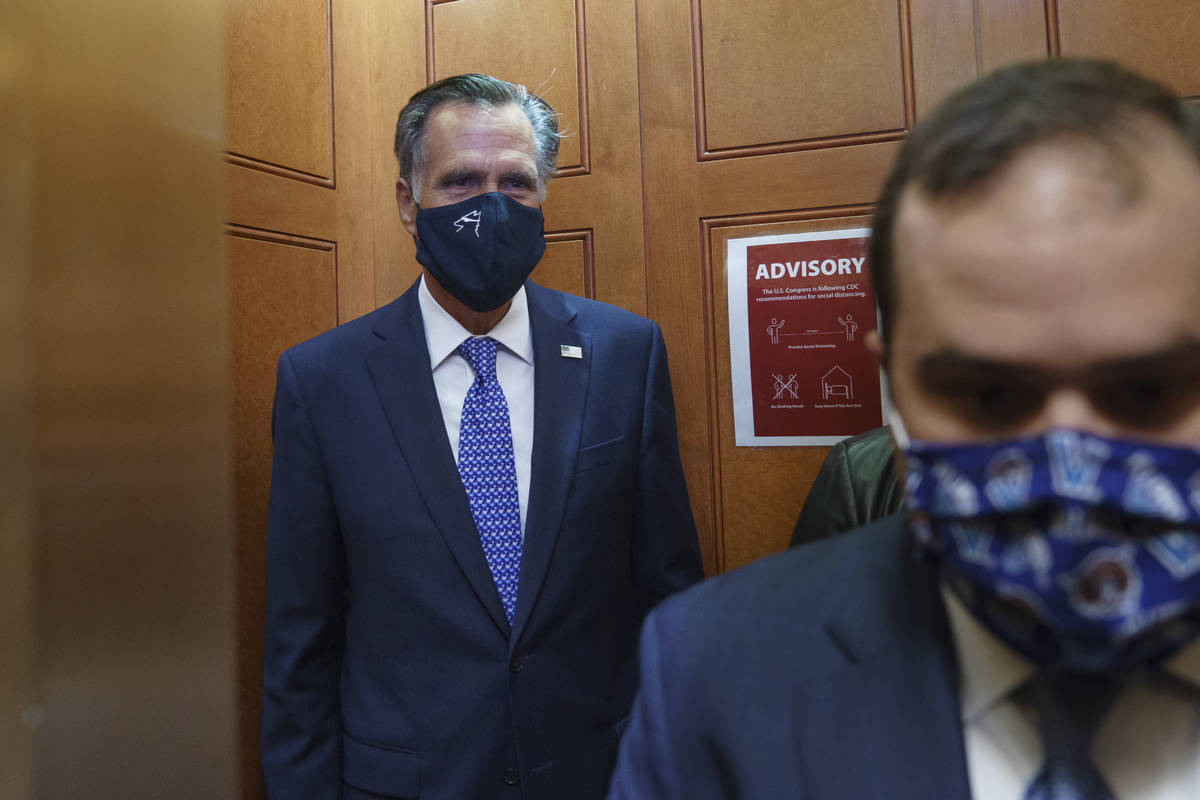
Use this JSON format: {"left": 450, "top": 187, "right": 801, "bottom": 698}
{"left": 969, "top": 384, "right": 1023, "bottom": 410}
{"left": 1095, "top": 378, "right": 1189, "bottom": 428}
{"left": 950, "top": 382, "right": 1040, "bottom": 427}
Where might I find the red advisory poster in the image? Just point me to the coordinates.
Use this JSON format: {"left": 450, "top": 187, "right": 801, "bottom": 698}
{"left": 726, "top": 229, "right": 886, "bottom": 445}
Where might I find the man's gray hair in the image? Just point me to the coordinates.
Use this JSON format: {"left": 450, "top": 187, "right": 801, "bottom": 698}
{"left": 394, "top": 73, "right": 562, "bottom": 201}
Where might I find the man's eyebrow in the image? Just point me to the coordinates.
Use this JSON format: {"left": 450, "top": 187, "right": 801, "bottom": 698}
{"left": 434, "top": 168, "right": 483, "bottom": 186}
{"left": 1088, "top": 339, "right": 1200, "bottom": 378}
{"left": 915, "top": 339, "right": 1200, "bottom": 383}
{"left": 915, "top": 349, "right": 1043, "bottom": 383}
{"left": 500, "top": 169, "right": 537, "bottom": 185}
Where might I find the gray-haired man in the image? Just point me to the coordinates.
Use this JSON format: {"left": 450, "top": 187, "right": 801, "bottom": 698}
{"left": 261, "top": 73, "right": 703, "bottom": 800}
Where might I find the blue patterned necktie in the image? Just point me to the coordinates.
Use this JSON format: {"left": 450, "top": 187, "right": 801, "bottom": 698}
{"left": 1023, "top": 673, "right": 1120, "bottom": 800}
{"left": 457, "top": 336, "right": 522, "bottom": 625}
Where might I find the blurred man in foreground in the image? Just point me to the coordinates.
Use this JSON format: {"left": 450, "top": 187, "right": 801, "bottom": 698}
{"left": 608, "top": 59, "right": 1200, "bottom": 799}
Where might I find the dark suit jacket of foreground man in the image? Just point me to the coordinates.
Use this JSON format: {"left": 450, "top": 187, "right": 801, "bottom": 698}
{"left": 262, "top": 279, "right": 703, "bottom": 800}
{"left": 607, "top": 514, "right": 972, "bottom": 800}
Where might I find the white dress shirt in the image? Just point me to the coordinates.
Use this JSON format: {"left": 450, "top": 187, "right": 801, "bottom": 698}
{"left": 417, "top": 276, "right": 535, "bottom": 535}
{"left": 944, "top": 587, "right": 1200, "bottom": 799}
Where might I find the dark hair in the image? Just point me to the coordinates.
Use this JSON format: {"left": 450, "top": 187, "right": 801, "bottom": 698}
{"left": 869, "top": 58, "right": 1200, "bottom": 348}
{"left": 393, "top": 73, "right": 562, "bottom": 200}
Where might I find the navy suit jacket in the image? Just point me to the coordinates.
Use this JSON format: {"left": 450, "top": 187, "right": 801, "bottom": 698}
{"left": 607, "top": 515, "right": 974, "bottom": 800}
{"left": 261, "top": 280, "right": 703, "bottom": 800}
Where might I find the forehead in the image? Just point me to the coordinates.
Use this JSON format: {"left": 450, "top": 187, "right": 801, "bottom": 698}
{"left": 890, "top": 128, "right": 1200, "bottom": 368}
{"left": 420, "top": 101, "right": 537, "bottom": 174}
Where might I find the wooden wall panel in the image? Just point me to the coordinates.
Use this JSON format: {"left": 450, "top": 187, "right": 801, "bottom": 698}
{"left": 532, "top": 232, "right": 594, "bottom": 299}
{"left": 541, "top": 0, "right": 647, "bottom": 315}
{"left": 227, "top": 0, "right": 334, "bottom": 181}
{"left": 639, "top": 0, "right": 717, "bottom": 570}
{"left": 696, "top": 142, "right": 901, "bottom": 218}
{"left": 227, "top": 164, "right": 337, "bottom": 242}
{"left": 643, "top": 0, "right": 1200, "bottom": 573}
{"left": 369, "top": 0, "right": 429, "bottom": 306}
{"left": 227, "top": 1, "right": 410, "bottom": 795}
{"left": 1056, "top": 0, "right": 1200, "bottom": 96}
{"left": 910, "top": 0, "right": 979, "bottom": 118}
{"left": 706, "top": 211, "right": 874, "bottom": 568}
{"left": 698, "top": 0, "right": 905, "bottom": 153}
{"left": 424, "top": 0, "right": 648, "bottom": 315}
{"left": 223, "top": 1, "right": 1200, "bottom": 795}
{"left": 329, "top": 0, "right": 379, "bottom": 322}
{"left": 432, "top": 0, "right": 586, "bottom": 171}
{"left": 978, "top": 0, "right": 1049, "bottom": 71}
{"left": 911, "top": 0, "right": 1053, "bottom": 120}
{"left": 639, "top": 0, "right": 908, "bottom": 572}
{"left": 229, "top": 231, "right": 337, "bottom": 800}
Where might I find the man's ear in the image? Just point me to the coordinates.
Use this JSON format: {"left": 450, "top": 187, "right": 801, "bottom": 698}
{"left": 396, "top": 179, "right": 419, "bottom": 237}
{"left": 865, "top": 329, "right": 887, "bottom": 372}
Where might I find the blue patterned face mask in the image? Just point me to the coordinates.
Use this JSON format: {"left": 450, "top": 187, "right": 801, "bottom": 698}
{"left": 896, "top": 421, "right": 1200, "bottom": 675}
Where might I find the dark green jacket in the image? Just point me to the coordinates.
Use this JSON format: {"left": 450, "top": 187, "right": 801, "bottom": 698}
{"left": 789, "top": 426, "right": 903, "bottom": 547}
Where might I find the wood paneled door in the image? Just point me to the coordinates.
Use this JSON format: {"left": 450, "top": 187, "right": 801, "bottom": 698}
{"left": 635, "top": 0, "right": 1200, "bottom": 573}
{"left": 227, "top": 0, "right": 1200, "bottom": 795}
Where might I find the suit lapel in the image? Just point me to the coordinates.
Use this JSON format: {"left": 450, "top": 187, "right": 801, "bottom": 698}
{"left": 822, "top": 524, "right": 973, "bottom": 799}
{"left": 509, "top": 285, "right": 590, "bottom": 643}
{"left": 363, "top": 287, "right": 510, "bottom": 635}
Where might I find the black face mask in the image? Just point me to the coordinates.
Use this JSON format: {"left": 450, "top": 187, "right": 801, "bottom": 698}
{"left": 414, "top": 192, "right": 546, "bottom": 312}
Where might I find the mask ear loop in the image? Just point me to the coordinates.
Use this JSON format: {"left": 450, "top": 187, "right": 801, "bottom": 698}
{"left": 887, "top": 405, "right": 911, "bottom": 449}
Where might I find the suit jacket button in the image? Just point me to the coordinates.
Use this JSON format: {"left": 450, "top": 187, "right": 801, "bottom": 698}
{"left": 509, "top": 655, "right": 525, "bottom": 673}
{"left": 502, "top": 768, "right": 521, "bottom": 785}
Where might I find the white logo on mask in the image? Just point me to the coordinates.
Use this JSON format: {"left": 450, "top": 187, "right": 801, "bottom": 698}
{"left": 1047, "top": 429, "right": 1109, "bottom": 501}
{"left": 453, "top": 210, "right": 482, "bottom": 236}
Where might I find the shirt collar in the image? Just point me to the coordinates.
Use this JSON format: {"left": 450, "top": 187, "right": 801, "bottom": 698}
{"left": 943, "top": 584, "right": 1200, "bottom": 723}
{"left": 1162, "top": 631, "right": 1200, "bottom": 688}
{"left": 417, "top": 275, "right": 533, "bottom": 368}
{"left": 942, "top": 585, "right": 1034, "bottom": 725}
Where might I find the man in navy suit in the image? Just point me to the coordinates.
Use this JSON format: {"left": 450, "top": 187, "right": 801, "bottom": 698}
{"left": 261, "top": 73, "right": 703, "bottom": 800}
{"left": 609, "top": 59, "right": 1200, "bottom": 799}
